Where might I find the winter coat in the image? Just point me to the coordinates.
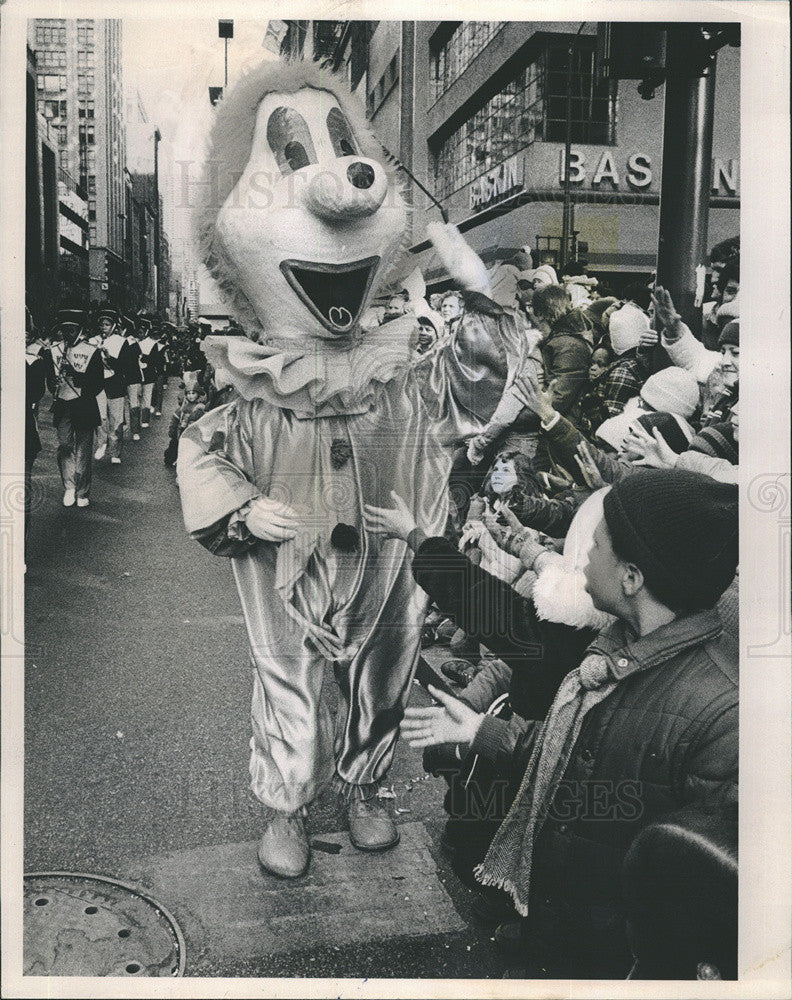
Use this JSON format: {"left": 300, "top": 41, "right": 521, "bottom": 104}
{"left": 504, "top": 608, "right": 737, "bottom": 971}
{"left": 410, "top": 528, "right": 609, "bottom": 730}
{"left": 540, "top": 309, "right": 593, "bottom": 423}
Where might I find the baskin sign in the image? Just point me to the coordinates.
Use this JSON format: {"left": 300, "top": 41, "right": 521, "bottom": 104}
{"left": 559, "top": 149, "right": 740, "bottom": 195}
{"left": 470, "top": 156, "right": 525, "bottom": 212}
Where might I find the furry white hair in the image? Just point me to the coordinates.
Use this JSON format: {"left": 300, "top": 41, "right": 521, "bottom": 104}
{"left": 194, "top": 58, "right": 410, "bottom": 338}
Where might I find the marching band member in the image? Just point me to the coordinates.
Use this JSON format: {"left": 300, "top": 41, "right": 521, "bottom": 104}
{"left": 47, "top": 307, "right": 104, "bottom": 507}
{"left": 93, "top": 306, "right": 133, "bottom": 465}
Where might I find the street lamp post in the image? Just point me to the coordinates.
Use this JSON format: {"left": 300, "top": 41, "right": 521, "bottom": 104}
{"left": 153, "top": 128, "right": 161, "bottom": 316}
{"left": 219, "top": 20, "right": 234, "bottom": 89}
{"left": 561, "top": 23, "right": 586, "bottom": 273}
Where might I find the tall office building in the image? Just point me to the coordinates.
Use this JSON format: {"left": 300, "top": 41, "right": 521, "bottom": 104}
{"left": 29, "top": 17, "right": 127, "bottom": 305}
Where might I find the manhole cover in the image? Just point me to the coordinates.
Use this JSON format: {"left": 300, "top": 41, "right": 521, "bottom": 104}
{"left": 24, "top": 872, "right": 185, "bottom": 976}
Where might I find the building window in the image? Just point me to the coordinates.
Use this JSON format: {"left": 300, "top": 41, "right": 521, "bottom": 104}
{"left": 39, "top": 73, "right": 66, "bottom": 92}
{"left": 431, "top": 35, "right": 617, "bottom": 201}
{"left": 36, "top": 49, "right": 66, "bottom": 68}
{"left": 59, "top": 149, "right": 68, "bottom": 169}
{"left": 77, "top": 72, "right": 94, "bottom": 94}
{"left": 431, "top": 22, "right": 505, "bottom": 99}
{"left": 60, "top": 100, "right": 68, "bottom": 117}
{"left": 367, "top": 51, "right": 400, "bottom": 116}
{"left": 77, "top": 24, "right": 94, "bottom": 46}
{"left": 89, "top": 225, "right": 96, "bottom": 242}
{"left": 36, "top": 23, "right": 67, "bottom": 45}
{"left": 432, "top": 59, "right": 544, "bottom": 201}
{"left": 543, "top": 38, "right": 615, "bottom": 144}
{"left": 88, "top": 175, "right": 96, "bottom": 195}
{"left": 58, "top": 125, "right": 67, "bottom": 143}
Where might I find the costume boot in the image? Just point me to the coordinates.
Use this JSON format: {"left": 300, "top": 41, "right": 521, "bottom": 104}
{"left": 257, "top": 809, "right": 310, "bottom": 879}
{"left": 347, "top": 795, "right": 399, "bottom": 852}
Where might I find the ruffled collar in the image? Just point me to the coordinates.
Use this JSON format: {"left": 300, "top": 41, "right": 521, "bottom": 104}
{"left": 202, "top": 315, "right": 416, "bottom": 418}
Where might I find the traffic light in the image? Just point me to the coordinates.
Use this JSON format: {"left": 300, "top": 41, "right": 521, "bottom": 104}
{"left": 209, "top": 87, "right": 223, "bottom": 106}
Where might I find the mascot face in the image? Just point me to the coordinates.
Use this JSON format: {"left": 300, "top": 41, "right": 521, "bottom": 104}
{"left": 214, "top": 86, "right": 408, "bottom": 340}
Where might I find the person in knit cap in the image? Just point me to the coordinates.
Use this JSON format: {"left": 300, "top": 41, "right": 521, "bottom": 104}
{"left": 623, "top": 401, "right": 739, "bottom": 486}
{"left": 594, "top": 300, "right": 653, "bottom": 420}
{"left": 398, "top": 468, "right": 739, "bottom": 977}
{"left": 364, "top": 488, "right": 613, "bottom": 910}
{"left": 594, "top": 365, "right": 699, "bottom": 453}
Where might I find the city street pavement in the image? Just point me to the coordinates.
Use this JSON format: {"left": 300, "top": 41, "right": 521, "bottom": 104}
{"left": 24, "top": 383, "right": 527, "bottom": 981}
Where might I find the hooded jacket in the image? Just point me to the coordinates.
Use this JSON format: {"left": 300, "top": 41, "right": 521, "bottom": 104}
{"left": 540, "top": 309, "right": 594, "bottom": 423}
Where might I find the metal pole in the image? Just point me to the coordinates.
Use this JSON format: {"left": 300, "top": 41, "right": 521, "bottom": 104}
{"left": 656, "top": 24, "right": 717, "bottom": 339}
{"left": 153, "top": 128, "right": 161, "bottom": 315}
{"left": 561, "top": 23, "right": 586, "bottom": 272}
{"left": 224, "top": 37, "right": 228, "bottom": 88}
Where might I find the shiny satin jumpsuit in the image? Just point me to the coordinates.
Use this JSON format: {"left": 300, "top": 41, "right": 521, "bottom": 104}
{"left": 177, "top": 301, "right": 528, "bottom": 813}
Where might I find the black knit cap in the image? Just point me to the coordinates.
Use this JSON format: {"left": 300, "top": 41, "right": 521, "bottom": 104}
{"left": 689, "top": 423, "right": 739, "bottom": 464}
{"left": 603, "top": 468, "right": 738, "bottom": 612}
{"left": 718, "top": 319, "right": 739, "bottom": 348}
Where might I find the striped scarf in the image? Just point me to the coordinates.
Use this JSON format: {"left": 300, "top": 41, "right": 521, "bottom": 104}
{"left": 474, "top": 651, "right": 619, "bottom": 916}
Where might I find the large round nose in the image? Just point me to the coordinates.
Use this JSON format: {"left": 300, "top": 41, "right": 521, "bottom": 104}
{"left": 347, "top": 161, "right": 375, "bottom": 189}
{"left": 302, "top": 159, "right": 388, "bottom": 221}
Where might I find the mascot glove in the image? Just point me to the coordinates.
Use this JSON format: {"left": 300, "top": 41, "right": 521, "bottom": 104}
{"left": 426, "top": 222, "right": 492, "bottom": 297}
{"left": 243, "top": 495, "right": 300, "bottom": 543}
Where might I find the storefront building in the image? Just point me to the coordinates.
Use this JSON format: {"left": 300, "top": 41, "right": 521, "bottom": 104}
{"left": 321, "top": 20, "right": 740, "bottom": 295}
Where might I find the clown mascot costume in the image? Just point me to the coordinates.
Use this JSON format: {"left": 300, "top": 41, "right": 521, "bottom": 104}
{"left": 178, "top": 60, "right": 535, "bottom": 878}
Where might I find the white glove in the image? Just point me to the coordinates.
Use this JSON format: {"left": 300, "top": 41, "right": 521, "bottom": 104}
{"left": 243, "top": 496, "right": 300, "bottom": 542}
{"left": 426, "top": 222, "right": 491, "bottom": 297}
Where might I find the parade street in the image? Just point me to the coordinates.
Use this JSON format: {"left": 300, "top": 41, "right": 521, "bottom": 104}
{"left": 24, "top": 383, "right": 518, "bottom": 980}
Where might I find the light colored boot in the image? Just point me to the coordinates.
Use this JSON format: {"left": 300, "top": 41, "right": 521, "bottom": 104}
{"left": 257, "top": 810, "right": 310, "bottom": 879}
{"left": 348, "top": 796, "right": 399, "bottom": 852}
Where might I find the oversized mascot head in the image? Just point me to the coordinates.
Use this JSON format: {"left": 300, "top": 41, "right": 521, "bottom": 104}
{"left": 196, "top": 60, "right": 409, "bottom": 342}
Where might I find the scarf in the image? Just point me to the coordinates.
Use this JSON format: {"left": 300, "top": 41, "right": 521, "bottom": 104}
{"left": 474, "top": 650, "right": 620, "bottom": 916}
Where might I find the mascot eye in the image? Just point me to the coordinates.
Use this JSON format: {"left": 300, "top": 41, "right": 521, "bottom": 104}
{"left": 327, "top": 107, "right": 359, "bottom": 158}
{"left": 266, "top": 107, "right": 317, "bottom": 174}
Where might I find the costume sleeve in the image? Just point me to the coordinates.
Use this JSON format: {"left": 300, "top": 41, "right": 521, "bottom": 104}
{"left": 675, "top": 450, "right": 738, "bottom": 484}
{"left": 176, "top": 399, "right": 262, "bottom": 555}
{"left": 662, "top": 324, "right": 721, "bottom": 383}
{"left": 424, "top": 294, "right": 530, "bottom": 444}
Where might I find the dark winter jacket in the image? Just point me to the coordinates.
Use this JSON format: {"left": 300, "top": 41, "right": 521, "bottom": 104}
{"left": 508, "top": 608, "right": 738, "bottom": 971}
{"left": 410, "top": 535, "right": 599, "bottom": 723}
{"left": 540, "top": 309, "right": 593, "bottom": 424}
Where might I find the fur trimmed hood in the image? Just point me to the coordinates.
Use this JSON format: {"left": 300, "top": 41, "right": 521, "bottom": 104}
{"left": 531, "top": 488, "right": 615, "bottom": 631}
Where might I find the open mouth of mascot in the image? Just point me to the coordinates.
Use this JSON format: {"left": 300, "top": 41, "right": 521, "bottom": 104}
{"left": 280, "top": 256, "right": 380, "bottom": 335}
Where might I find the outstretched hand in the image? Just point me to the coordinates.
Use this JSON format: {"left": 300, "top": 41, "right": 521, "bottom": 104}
{"left": 509, "top": 372, "right": 557, "bottom": 423}
{"left": 651, "top": 286, "right": 683, "bottom": 341}
{"left": 574, "top": 439, "right": 607, "bottom": 489}
{"left": 363, "top": 490, "right": 417, "bottom": 541}
{"left": 623, "top": 423, "right": 677, "bottom": 469}
{"left": 401, "top": 685, "right": 483, "bottom": 748}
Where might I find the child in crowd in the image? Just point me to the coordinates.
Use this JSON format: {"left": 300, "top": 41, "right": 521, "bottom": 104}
{"left": 164, "top": 384, "right": 208, "bottom": 467}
